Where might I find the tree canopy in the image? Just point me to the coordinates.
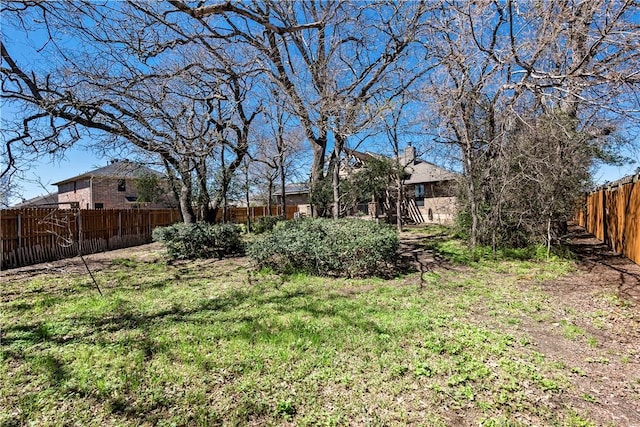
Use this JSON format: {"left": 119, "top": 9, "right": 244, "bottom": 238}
{"left": 2, "top": 0, "right": 638, "bottom": 246}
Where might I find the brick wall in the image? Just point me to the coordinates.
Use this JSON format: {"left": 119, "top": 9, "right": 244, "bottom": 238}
{"left": 58, "top": 179, "right": 92, "bottom": 208}
{"left": 418, "top": 196, "right": 457, "bottom": 225}
{"left": 57, "top": 177, "right": 175, "bottom": 209}
{"left": 91, "top": 177, "right": 136, "bottom": 209}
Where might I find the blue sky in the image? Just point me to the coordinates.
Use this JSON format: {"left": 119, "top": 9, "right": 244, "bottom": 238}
{"left": 3, "top": 2, "right": 639, "bottom": 205}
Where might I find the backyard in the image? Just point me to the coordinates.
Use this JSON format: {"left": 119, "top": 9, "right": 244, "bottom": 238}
{"left": 1, "top": 226, "right": 639, "bottom": 426}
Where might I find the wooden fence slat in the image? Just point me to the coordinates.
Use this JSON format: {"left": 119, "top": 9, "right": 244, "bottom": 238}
{"left": 1, "top": 208, "right": 180, "bottom": 270}
{"left": 1, "top": 205, "right": 306, "bottom": 270}
{"left": 576, "top": 180, "right": 639, "bottom": 265}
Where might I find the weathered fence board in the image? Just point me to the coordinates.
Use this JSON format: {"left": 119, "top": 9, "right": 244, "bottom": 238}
{"left": 575, "top": 177, "right": 640, "bottom": 265}
{"left": 1, "top": 205, "right": 301, "bottom": 270}
{"left": 1, "top": 208, "right": 179, "bottom": 270}
{"left": 216, "top": 205, "right": 299, "bottom": 223}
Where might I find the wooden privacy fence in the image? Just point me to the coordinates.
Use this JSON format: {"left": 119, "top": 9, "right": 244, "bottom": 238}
{"left": 1, "top": 205, "right": 301, "bottom": 270}
{"left": 574, "top": 176, "right": 640, "bottom": 265}
{"left": 216, "top": 205, "right": 300, "bottom": 223}
{"left": 1, "top": 208, "right": 180, "bottom": 270}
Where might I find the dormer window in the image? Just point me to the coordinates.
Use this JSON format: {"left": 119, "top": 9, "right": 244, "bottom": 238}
{"left": 117, "top": 179, "right": 126, "bottom": 192}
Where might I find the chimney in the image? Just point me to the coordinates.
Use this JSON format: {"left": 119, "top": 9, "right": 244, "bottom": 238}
{"left": 403, "top": 145, "right": 416, "bottom": 166}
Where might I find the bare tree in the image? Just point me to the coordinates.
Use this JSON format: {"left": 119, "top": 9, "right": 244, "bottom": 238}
{"left": 377, "top": 90, "right": 423, "bottom": 232}
{"left": 169, "top": 0, "right": 434, "bottom": 217}
{"left": 424, "top": 1, "right": 639, "bottom": 248}
{"left": 1, "top": 1, "right": 261, "bottom": 223}
{"left": 251, "top": 91, "right": 306, "bottom": 219}
{"left": 423, "top": 1, "right": 507, "bottom": 246}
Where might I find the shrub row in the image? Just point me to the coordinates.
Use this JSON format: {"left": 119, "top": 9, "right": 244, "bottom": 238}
{"left": 247, "top": 218, "right": 399, "bottom": 277}
{"left": 251, "top": 215, "right": 281, "bottom": 234}
{"left": 152, "top": 222, "right": 244, "bottom": 260}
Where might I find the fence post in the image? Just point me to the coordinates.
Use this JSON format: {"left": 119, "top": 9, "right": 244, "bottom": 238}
{"left": 17, "top": 212, "right": 22, "bottom": 249}
{"left": 602, "top": 189, "right": 608, "bottom": 246}
{"left": 118, "top": 211, "right": 122, "bottom": 238}
{"left": 77, "top": 210, "right": 83, "bottom": 252}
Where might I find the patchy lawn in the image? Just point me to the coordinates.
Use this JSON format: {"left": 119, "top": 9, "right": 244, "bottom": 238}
{"left": 1, "top": 228, "right": 639, "bottom": 426}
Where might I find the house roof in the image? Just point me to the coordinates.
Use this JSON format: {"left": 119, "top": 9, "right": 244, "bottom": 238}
{"left": 404, "top": 160, "right": 458, "bottom": 184}
{"left": 343, "top": 148, "right": 384, "bottom": 163}
{"left": 52, "top": 161, "right": 164, "bottom": 186}
{"left": 12, "top": 192, "right": 59, "bottom": 208}
{"left": 343, "top": 147, "right": 458, "bottom": 185}
{"left": 272, "top": 183, "right": 310, "bottom": 196}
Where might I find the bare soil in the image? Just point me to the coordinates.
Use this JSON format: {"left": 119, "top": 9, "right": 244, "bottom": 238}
{"left": 532, "top": 226, "right": 640, "bottom": 426}
{"left": 2, "top": 226, "right": 639, "bottom": 425}
{"left": 0, "top": 242, "right": 168, "bottom": 283}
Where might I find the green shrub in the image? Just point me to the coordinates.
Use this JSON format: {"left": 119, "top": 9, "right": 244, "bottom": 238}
{"left": 152, "top": 222, "right": 244, "bottom": 260}
{"left": 252, "top": 216, "right": 281, "bottom": 234}
{"left": 247, "top": 218, "right": 399, "bottom": 277}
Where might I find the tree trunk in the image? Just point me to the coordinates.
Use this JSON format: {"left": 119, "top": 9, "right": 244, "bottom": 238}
{"left": 178, "top": 175, "right": 197, "bottom": 224}
{"left": 309, "top": 142, "right": 326, "bottom": 218}
{"left": 245, "top": 164, "right": 251, "bottom": 232}
{"left": 332, "top": 135, "right": 346, "bottom": 219}
{"left": 161, "top": 157, "right": 184, "bottom": 223}
{"left": 464, "top": 140, "right": 479, "bottom": 247}
{"left": 280, "top": 163, "right": 286, "bottom": 220}
{"left": 196, "top": 161, "right": 215, "bottom": 223}
{"left": 266, "top": 179, "right": 273, "bottom": 216}
{"left": 332, "top": 160, "right": 340, "bottom": 219}
{"left": 396, "top": 174, "right": 403, "bottom": 232}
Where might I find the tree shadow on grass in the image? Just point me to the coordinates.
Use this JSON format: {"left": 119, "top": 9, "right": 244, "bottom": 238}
{"left": 564, "top": 224, "right": 640, "bottom": 303}
{"left": 2, "top": 273, "right": 406, "bottom": 425}
{"left": 396, "top": 232, "right": 454, "bottom": 287}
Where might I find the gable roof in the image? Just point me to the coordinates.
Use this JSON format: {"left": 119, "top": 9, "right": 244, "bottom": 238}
{"left": 52, "top": 161, "right": 164, "bottom": 186}
{"left": 343, "top": 147, "right": 458, "bottom": 184}
{"left": 404, "top": 160, "right": 458, "bottom": 184}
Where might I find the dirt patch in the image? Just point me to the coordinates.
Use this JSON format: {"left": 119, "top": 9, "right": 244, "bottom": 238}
{"left": 0, "top": 242, "right": 167, "bottom": 284}
{"left": 523, "top": 226, "right": 640, "bottom": 426}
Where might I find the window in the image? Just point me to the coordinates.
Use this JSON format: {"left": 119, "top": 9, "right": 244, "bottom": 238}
{"left": 414, "top": 184, "right": 425, "bottom": 207}
{"left": 117, "top": 179, "right": 126, "bottom": 192}
{"left": 94, "top": 203, "right": 104, "bottom": 209}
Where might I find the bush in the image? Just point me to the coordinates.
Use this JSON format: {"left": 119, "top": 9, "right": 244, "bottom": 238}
{"left": 251, "top": 216, "right": 281, "bottom": 234}
{"left": 247, "top": 218, "right": 399, "bottom": 277}
{"left": 152, "top": 222, "right": 244, "bottom": 260}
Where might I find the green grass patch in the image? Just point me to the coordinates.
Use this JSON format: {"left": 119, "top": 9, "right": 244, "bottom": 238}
{"left": 426, "top": 235, "right": 575, "bottom": 269}
{"left": 1, "top": 251, "right": 594, "bottom": 426}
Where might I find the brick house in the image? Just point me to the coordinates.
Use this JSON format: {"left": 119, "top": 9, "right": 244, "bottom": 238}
{"left": 399, "top": 146, "right": 458, "bottom": 224}
{"left": 272, "top": 147, "right": 458, "bottom": 224}
{"left": 341, "top": 146, "right": 458, "bottom": 224}
{"left": 53, "top": 160, "right": 175, "bottom": 209}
